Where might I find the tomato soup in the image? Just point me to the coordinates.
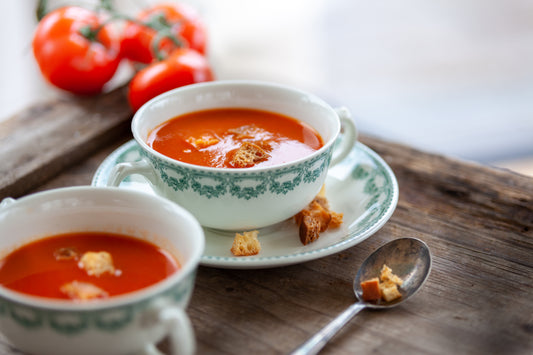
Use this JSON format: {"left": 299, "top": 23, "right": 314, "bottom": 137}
{"left": 0, "top": 232, "right": 179, "bottom": 300}
{"left": 147, "top": 108, "right": 324, "bottom": 168}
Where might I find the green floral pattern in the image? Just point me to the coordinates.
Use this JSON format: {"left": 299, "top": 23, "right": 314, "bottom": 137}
{"left": 350, "top": 160, "right": 395, "bottom": 228}
{"left": 0, "top": 272, "right": 195, "bottom": 335}
{"left": 351, "top": 163, "right": 393, "bottom": 208}
{"left": 144, "top": 148, "right": 332, "bottom": 200}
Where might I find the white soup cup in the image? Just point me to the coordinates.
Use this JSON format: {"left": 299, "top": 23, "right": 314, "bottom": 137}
{"left": 108, "top": 80, "right": 357, "bottom": 231}
{"left": 0, "top": 186, "right": 204, "bottom": 355}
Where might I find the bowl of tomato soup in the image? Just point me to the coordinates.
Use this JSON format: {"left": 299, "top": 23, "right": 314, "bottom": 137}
{"left": 0, "top": 187, "right": 204, "bottom": 355}
{"left": 108, "top": 80, "right": 357, "bottom": 230}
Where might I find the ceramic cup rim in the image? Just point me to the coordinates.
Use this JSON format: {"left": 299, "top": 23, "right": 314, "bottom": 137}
{"left": 131, "top": 80, "right": 341, "bottom": 172}
{"left": 0, "top": 186, "right": 205, "bottom": 312}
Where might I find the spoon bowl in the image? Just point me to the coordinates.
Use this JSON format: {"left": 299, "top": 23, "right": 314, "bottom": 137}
{"left": 355, "top": 237, "right": 432, "bottom": 309}
{"left": 290, "top": 237, "right": 432, "bottom": 355}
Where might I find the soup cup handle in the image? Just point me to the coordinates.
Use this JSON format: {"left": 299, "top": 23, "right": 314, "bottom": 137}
{"left": 331, "top": 107, "right": 358, "bottom": 166}
{"left": 139, "top": 302, "right": 196, "bottom": 355}
{"left": 107, "top": 159, "right": 158, "bottom": 187}
{"left": 160, "top": 306, "right": 196, "bottom": 355}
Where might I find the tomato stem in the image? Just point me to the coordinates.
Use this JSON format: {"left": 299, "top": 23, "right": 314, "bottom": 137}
{"left": 143, "top": 13, "right": 186, "bottom": 61}
{"left": 36, "top": 0, "right": 48, "bottom": 21}
{"left": 36, "top": 0, "right": 115, "bottom": 21}
{"left": 151, "top": 30, "right": 185, "bottom": 61}
{"left": 99, "top": 0, "right": 114, "bottom": 12}
{"left": 79, "top": 25, "right": 98, "bottom": 42}
{"left": 78, "top": 13, "right": 129, "bottom": 43}
{"left": 145, "top": 13, "right": 171, "bottom": 31}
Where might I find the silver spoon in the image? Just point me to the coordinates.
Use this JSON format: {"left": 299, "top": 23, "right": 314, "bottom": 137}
{"left": 290, "top": 237, "right": 432, "bottom": 355}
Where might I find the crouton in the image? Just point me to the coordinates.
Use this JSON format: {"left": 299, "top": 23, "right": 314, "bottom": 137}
{"left": 313, "top": 185, "right": 330, "bottom": 209}
{"left": 298, "top": 214, "right": 322, "bottom": 245}
{"left": 360, "top": 277, "right": 382, "bottom": 301}
{"left": 379, "top": 281, "right": 402, "bottom": 302}
{"left": 60, "top": 281, "right": 108, "bottom": 301}
{"left": 299, "top": 201, "right": 332, "bottom": 231}
{"left": 380, "top": 264, "right": 404, "bottom": 286}
{"left": 231, "top": 230, "right": 261, "bottom": 256}
{"left": 54, "top": 247, "right": 79, "bottom": 261}
{"left": 360, "top": 264, "right": 404, "bottom": 302}
{"left": 230, "top": 142, "right": 270, "bottom": 168}
{"left": 78, "top": 251, "right": 116, "bottom": 277}
{"left": 186, "top": 135, "right": 220, "bottom": 149}
{"left": 328, "top": 211, "right": 344, "bottom": 229}
{"left": 294, "top": 186, "right": 343, "bottom": 245}
{"left": 228, "top": 124, "right": 272, "bottom": 141}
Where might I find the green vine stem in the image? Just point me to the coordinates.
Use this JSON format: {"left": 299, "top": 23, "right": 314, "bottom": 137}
{"left": 36, "top": 0, "right": 116, "bottom": 21}
{"left": 36, "top": 0, "right": 49, "bottom": 20}
{"left": 151, "top": 29, "right": 186, "bottom": 61}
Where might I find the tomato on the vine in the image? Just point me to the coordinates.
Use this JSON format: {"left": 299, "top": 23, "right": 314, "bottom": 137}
{"left": 32, "top": 6, "right": 121, "bottom": 95}
{"left": 120, "top": 3, "right": 207, "bottom": 64}
{"left": 127, "top": 48, "right": 214, "bottom": 112}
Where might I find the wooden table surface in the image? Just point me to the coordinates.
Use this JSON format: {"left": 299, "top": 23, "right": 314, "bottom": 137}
{"left": 0, "top": 89, "right": 532, "bottom": 355}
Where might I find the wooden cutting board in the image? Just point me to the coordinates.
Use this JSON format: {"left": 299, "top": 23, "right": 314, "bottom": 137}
{"left": 0, "top": 87, "right": 132, "bottom": 199}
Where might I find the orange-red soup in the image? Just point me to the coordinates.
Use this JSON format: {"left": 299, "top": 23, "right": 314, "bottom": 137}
{"left": 147, "top": 108, "right": 324, "bottom": 168}
{"left": 0, "top": 232, "right": 179, "bottom": 300}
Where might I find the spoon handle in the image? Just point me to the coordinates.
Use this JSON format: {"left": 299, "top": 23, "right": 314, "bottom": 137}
{"left": 290, "top": 302, "right": 366, "bottom": 355}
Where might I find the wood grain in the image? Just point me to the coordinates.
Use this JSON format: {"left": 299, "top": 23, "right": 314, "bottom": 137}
{"left": 0, "top": 87, "right": 131, "bottom": 199}
{"left": 2, "top": 94, "right": 532, "bottom": 354}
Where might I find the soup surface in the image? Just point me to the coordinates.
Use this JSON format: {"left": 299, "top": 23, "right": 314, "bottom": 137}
{"left": 0, "top": 232, "right": 179, "bottom": 300}
{"left": 147, "top": 108, "right": 324, "bottom": 168}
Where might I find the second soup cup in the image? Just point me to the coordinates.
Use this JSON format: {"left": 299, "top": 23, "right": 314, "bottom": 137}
{"left": 0, "top": 186, "right": 204, "bottom": 355}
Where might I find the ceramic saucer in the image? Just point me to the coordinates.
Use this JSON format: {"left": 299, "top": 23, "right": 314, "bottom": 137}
{"left": 92, "top": 140, "right": 398, "bottom": 269}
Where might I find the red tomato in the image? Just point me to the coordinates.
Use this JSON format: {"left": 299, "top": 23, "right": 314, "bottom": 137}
{"left": 120, "top": 2, "right": 207, "bottom": 64}
{"left": 32, "top": 7, "right": 121, "bottom": 95}
{"left": 127, "top": 48, "right": 214, "bottom": 112}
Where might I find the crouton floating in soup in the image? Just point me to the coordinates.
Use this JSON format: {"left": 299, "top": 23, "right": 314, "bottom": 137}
{"left": 0, "top": 232, "right": 180, "bottom": 301}
{"left": 147, "top": 108, "right": 324, "bottom": 168}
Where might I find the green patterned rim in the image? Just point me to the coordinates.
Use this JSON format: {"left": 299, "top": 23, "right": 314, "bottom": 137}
{"left": 92, "top": 140, "right": 398, "bottom": 269}
{"left": 0, "top": 271, "right": 195, "bottom": 334}
{"left": 142, "top": 146, "right": 331, "bottom": 200}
